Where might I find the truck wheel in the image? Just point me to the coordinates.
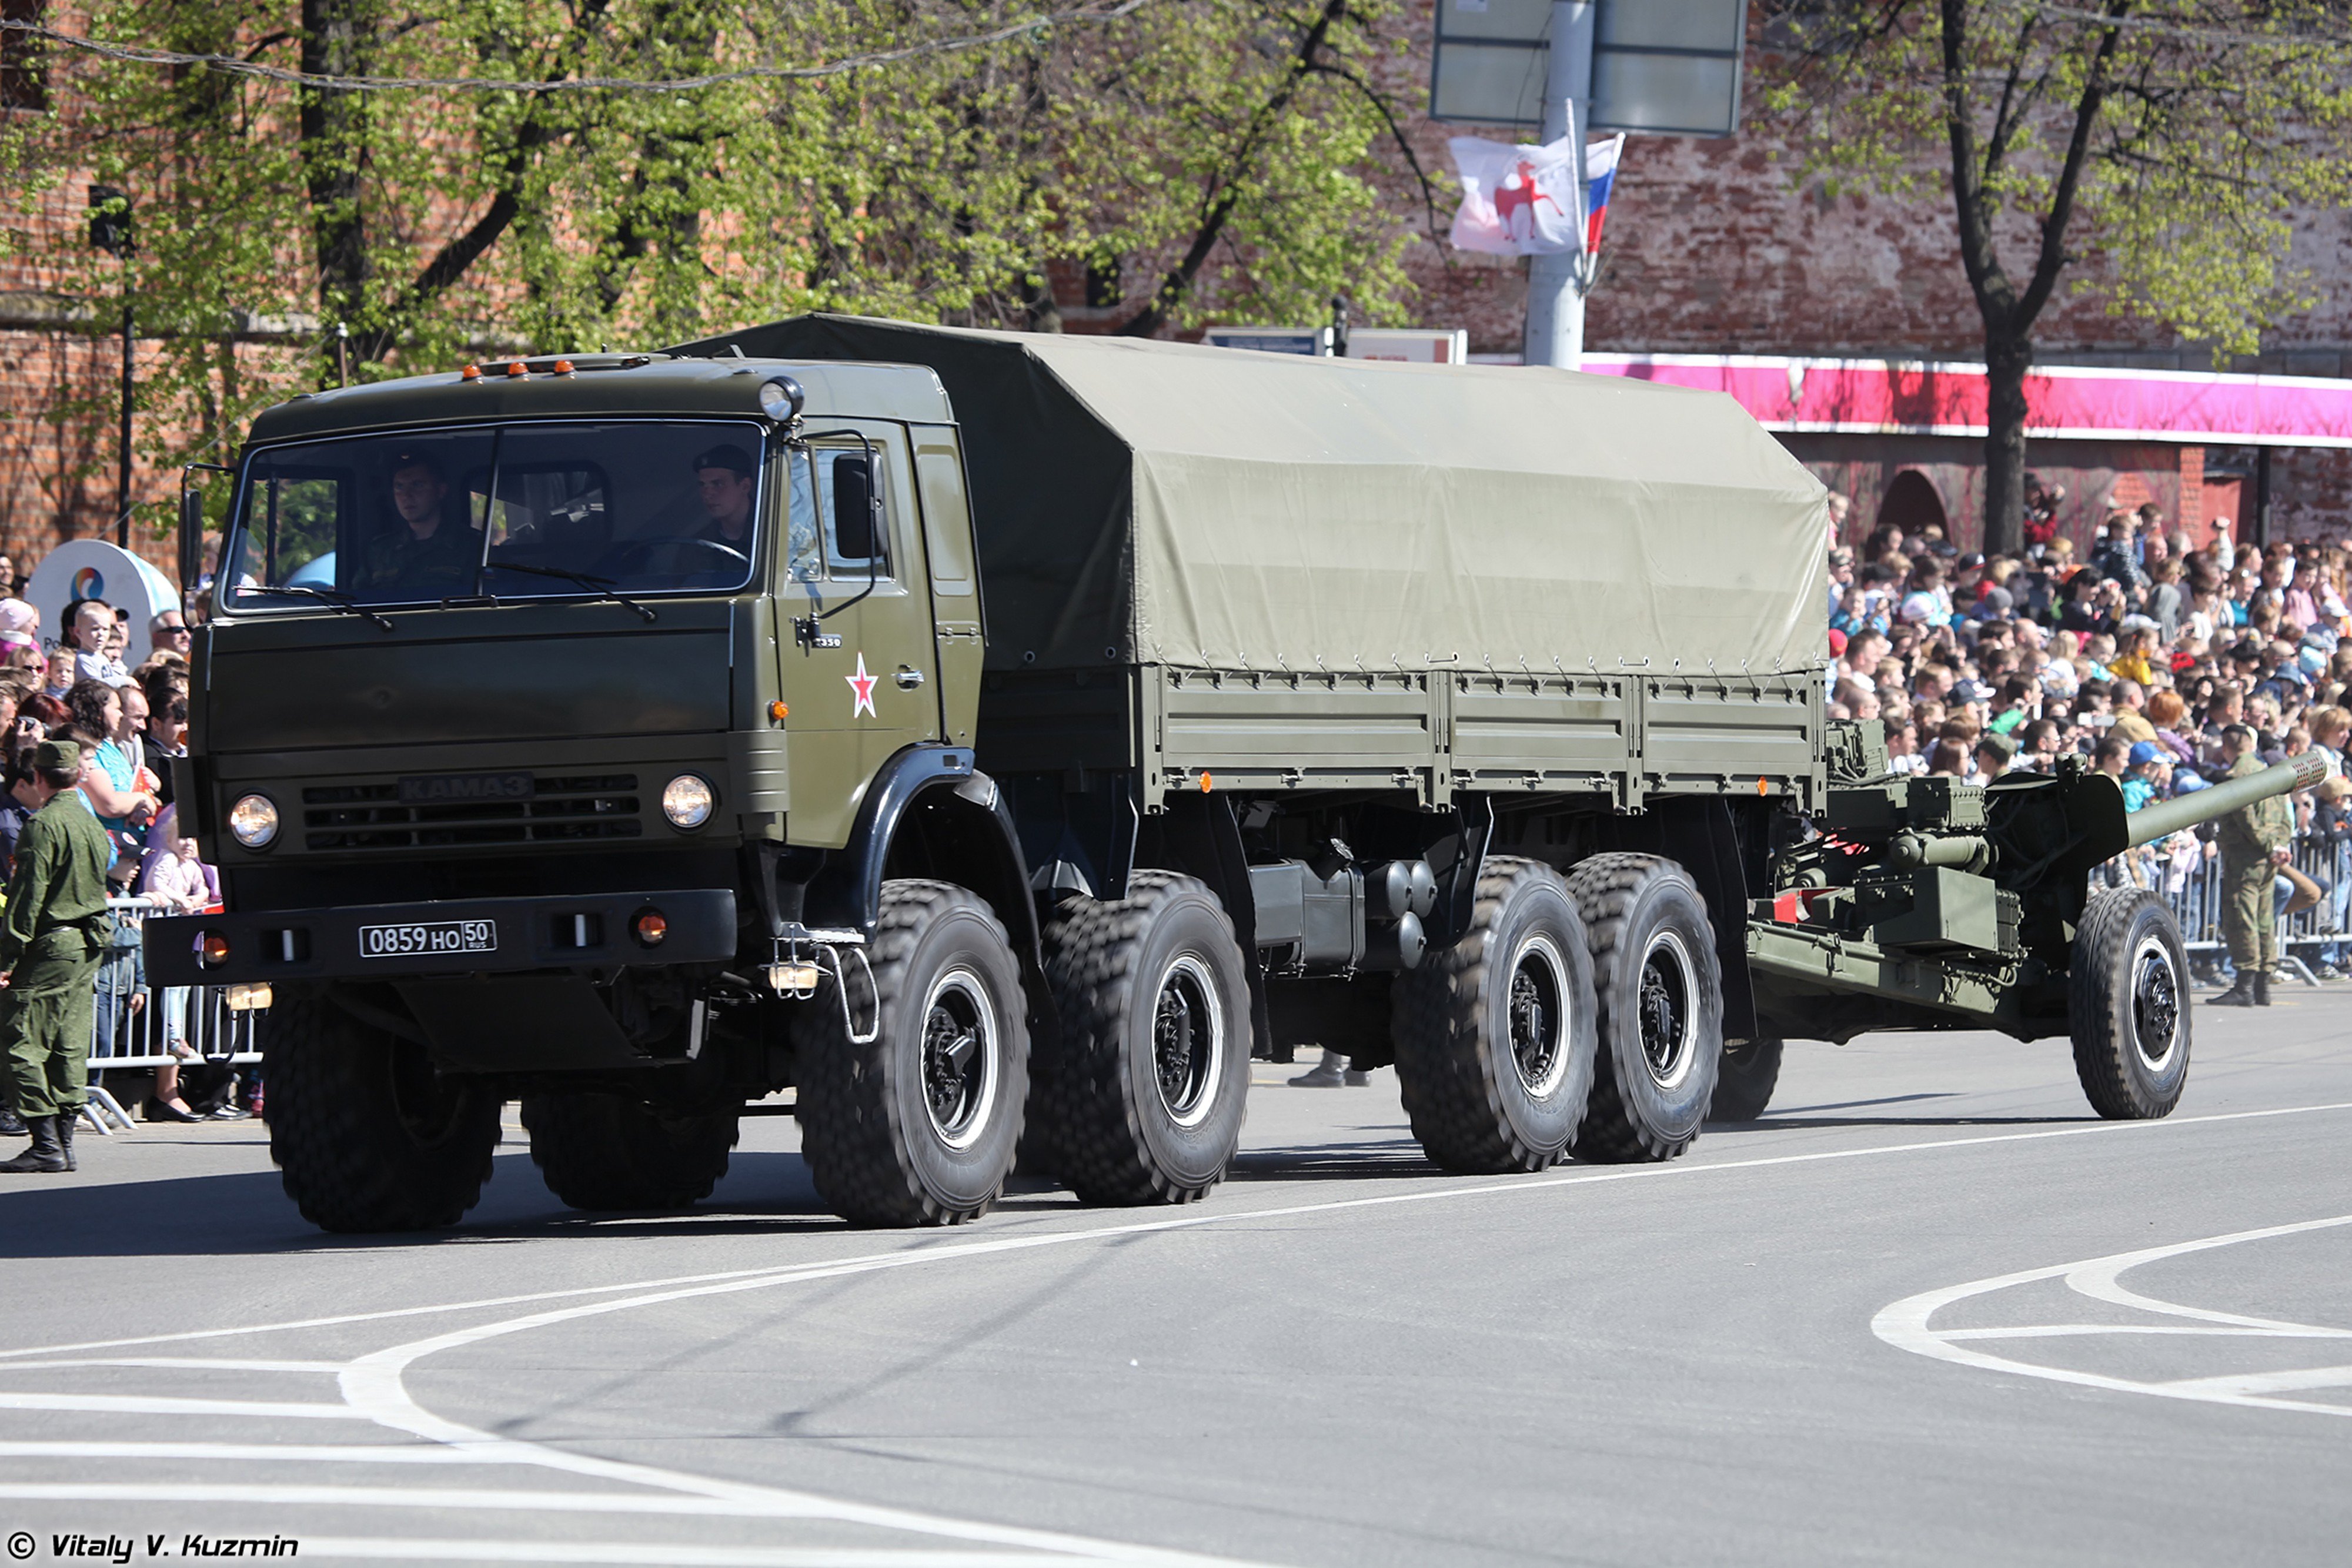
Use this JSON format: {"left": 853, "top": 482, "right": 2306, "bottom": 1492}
{"left": 2070, "top": 888, "right": 2191, "bottom": 1119}
{"left": 793, "top": 880, "right": 1029, "bottom": 1226}
{"left": 1038, "top": 871, "right": 1251, "bottom": 1205}
{"left": 521, "top": 1092, "right": 739, "bottom": 1211}
{"left": 1567, "top": 854, "right": 1723, "bottom": 1164}
{"left": 1709, "top": 1037, "right": 1783, "bottom": 1122}
{"left": 264, "top": 987, "right": 503, "bottom": 1233}
{"left": 1391, "top": 856, "right": 1596, "bottom": 1174}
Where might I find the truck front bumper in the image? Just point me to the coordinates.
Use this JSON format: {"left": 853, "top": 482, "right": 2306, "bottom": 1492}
{"left": 143, "top": 889, "right": 739, "bottom": 988}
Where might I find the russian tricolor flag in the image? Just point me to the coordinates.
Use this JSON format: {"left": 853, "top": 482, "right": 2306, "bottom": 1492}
{"left": 1585, "top": 135, "right": 1625, "bottom": 256}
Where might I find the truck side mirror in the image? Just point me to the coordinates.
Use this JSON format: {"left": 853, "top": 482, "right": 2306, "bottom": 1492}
{"left": 178, "top": 486, "right": 205, "bottom": 592}
{"left": 831, "top": 455, "right": 879, "bottom": 563}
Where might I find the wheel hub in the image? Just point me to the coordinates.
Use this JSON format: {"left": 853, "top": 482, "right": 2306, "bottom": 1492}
{"left": 1152, "top": 955, "right": 1224, "bottom": 1126}
{"left": 1638, "top": 932, "right": 1696, "bottom": 1089}
{"left": 2130, "top": 939, "right": 2181, "bottom": 1069}
{"left": 1508, "top": 937, "right": 1569, "bottom": 1096}
{"left": 920, "top": 969, "right": 995, "bottom": 1149}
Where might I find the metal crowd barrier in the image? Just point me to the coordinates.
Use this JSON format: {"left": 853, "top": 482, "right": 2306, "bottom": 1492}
{"left": 2119, "top": 827, "right": 2352, "bottom": 987}
{"left": 81, "top": 895, "right": 268, "bottom": 1134}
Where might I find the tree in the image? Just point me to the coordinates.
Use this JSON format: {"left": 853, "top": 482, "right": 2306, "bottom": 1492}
{"left": 0, "top": 0, "right": 1427, "bottom": 543}
{"left": 1764, "top": 1, "right": 2352, "bottom": 554}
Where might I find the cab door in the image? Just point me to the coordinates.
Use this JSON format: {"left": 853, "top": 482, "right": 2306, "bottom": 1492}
{"left": 773, "top": 422, "right": 941, "bottom": 848}
{"left": 911, "top": 425, "right": 981, "bottom": 750}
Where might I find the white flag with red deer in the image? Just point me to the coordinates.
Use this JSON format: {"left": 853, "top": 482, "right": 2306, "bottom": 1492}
{"left": 1446, "top": 133, "right": 1586, "bottom": 257}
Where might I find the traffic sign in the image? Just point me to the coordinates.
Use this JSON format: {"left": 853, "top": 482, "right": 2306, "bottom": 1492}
{"left": 1431, "top": 0, "right": 1748, "bottom": 135}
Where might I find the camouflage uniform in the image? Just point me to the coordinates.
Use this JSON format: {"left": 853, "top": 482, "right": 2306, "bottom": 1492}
{"left": 2216, "top": 750, "right": 2293, "bottom": 975}
{"left": 0, "top": 782, "right": 115, "bottom": 1122}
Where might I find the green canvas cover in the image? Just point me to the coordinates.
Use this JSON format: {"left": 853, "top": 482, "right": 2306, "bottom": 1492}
{"left": 674, "top": 315, "right": 1828, "bottom": 676}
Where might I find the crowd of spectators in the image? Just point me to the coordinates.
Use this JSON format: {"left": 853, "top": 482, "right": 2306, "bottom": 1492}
{"left": 0, "top": 559, "right": 230, "bottom": 1132}
{"left": 1826, "top": 502, "right": 2352, "bottom": 974}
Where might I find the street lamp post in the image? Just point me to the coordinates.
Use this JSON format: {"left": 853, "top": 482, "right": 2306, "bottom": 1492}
{"left": 88, "top": 184, "right": 134, "bottom": 548}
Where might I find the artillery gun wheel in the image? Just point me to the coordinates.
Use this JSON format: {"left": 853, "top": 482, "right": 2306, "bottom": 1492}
{"left": 2069, "top": 888, "right": 2192, "bottom": 1119}
{"left": 1391, "top": 856, "right": 1596, "bottom": 1174}
{"left": 522, "top": 1092, "right": 739, "bottom": 1211}
{"left": 1709, "top": 1037, "right": 1784, "bottom": 1123}
{"left": 793, "top": 881, "right": 1029, "bottom": 1225}
{"left": 264, "top": 986, "right": 503, "bottom": 1233}
{"left": 1566, "top": 854, "right": 1724, "bottom": 1163}
{"left": 1038, "top": 872, "right": 1251, "bottom": 1205}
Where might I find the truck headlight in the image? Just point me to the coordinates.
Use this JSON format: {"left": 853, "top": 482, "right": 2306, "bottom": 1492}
{"left": 228, "top": 793, "right": 279, "bottom": 849}
{"left": 661, "top": 774, "right": 714, "bottom": 830}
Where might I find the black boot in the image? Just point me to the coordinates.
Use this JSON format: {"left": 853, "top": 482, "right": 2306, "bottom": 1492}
{"left": 2208, "top": 977, "right": 2257, "bottom": 1007}
{"left": 55, "top": 1109, "right": 76, "bottom": 1172}
{"left": 0, "top": 1104, "right": 21, "bottom": 1137}
{"left": 2253, "top": 971, "right": 2273, "bottom": 1007}
{"left": 0, "top": 1116, "right": 67, "bottom": 1174}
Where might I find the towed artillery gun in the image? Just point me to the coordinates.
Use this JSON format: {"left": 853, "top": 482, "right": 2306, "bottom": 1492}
{"left": 1730, "top": 724, "right": 2324, "bottom": 1121}
{"left": 152, "top": 312, "right": 2285, "bottom": 1237}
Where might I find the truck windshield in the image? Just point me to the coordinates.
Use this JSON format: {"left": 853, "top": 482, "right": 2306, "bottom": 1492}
{"left": 220, "top": 421, "right": 764, "bottom": 610}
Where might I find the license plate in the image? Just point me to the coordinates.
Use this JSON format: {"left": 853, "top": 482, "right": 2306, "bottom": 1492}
{"left": 358, "top": 920, "right": 499, "bottom": 959}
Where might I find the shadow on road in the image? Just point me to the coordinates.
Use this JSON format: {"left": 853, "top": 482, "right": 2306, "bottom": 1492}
{"left": 0, "top": 1149, "right": 847, "bottom": 1259}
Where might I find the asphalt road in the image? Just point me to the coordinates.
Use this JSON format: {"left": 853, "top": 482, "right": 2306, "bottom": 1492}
{"left": 2, "top": 989, "right": 2348, "bottom": 1568}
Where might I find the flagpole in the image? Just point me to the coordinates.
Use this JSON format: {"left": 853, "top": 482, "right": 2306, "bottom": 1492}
{"left": 1522, "top": 0, "right": 1593, "bottom": 370}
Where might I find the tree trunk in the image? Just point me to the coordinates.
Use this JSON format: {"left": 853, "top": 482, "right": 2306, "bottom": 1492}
{"left": 1981, "top": 332, "right": 2030, "bottom": 557}
{"left": 299, "top": 0, "right": 370, "bottom": 330}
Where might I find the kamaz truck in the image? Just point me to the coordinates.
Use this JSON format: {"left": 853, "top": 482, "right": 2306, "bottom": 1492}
{"left": 151, "top": 315, "right": 2305, "bottom": 1233}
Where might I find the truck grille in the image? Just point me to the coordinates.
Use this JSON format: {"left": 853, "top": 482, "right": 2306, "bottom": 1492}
{"left": 301, "top": 774, "right": 643, "bottom": 851}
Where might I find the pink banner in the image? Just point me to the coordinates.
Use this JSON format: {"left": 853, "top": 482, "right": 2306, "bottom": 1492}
{"left": 1577, "top": 355, "right": 2352, "bottom": 448}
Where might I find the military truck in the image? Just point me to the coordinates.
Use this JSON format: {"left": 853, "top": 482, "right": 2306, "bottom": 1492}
{"left": 151, "top": 315, "right": 2295, "bottom": 1235}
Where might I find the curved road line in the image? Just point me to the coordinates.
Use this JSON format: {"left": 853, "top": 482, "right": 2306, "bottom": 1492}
{"left": 6, "top": 1098, "right": 2352, "bottom": 1563}
{"left": 1873, "top": 1213, "right": 2352, "bottom": 1417}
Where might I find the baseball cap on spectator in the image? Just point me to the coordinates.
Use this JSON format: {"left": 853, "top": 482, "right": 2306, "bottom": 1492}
{"left": 1950, "top": 679, "right": 1987, "bottom": 705}
{"left": 1828, "top": 628, "right": 1848, "bottom": 657}
{"left": 2127, "top": 741, "right": 2160, "bottom": 766}
{"left": 2171, "top": 771, "right": 2211, "bottom": 796}
{"left": 1976, "top": 731, "right": 2016, "bottom": 761}
{"left": 1959, "top": 553, "right": 1987, "bottom": 571}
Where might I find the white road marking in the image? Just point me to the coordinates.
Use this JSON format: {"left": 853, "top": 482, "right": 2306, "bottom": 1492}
{"left": 1874, "top": 1212, "right": 2352, "bottom": 1417}
{"left": 9, "top": 1096, "right": 2352, "bottom": 1566}
{"left": 301, "top": 1540, "right": 1111, "bottom": 1566}
{"left": 0, "top": 1392, "right": 366, "bottom": 1419}
{"left": 11, "top": 1095, "right": 2351, "bottom": 1368}
{"left": 0, "top": 1442, "right": 490, "bottom": 1464}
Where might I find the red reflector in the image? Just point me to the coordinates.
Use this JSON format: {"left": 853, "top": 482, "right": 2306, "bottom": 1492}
{"left": 633, "top": 910, "right": 668, "bottom": 947}
{"left": 199, "top": 931, "right": 232, "bottom": 967}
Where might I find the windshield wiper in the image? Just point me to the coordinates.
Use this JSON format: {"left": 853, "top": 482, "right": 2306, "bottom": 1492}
{"left": 238, "top": 584, "right": 395, "bottom": 633}
{"left": 483, "top": 561, "right": 657, "bottom": 623}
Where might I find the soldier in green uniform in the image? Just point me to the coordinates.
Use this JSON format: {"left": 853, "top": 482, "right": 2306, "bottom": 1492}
{"left": 0, "top": 741, "right": 116, "bottom": 1173}
{"left": 362, "top": 452, "right": 479, "bottom": 597}
{"left": 2209, "top": 724, "right": 2294, "bottom": 1009}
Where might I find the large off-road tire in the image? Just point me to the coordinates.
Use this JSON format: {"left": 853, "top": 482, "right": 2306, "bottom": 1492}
{"left": 1391, "top": 856, "right": 1597, "bottom": 1174}
{"left": 1709, "top": 1037, "right": 1784, "bottom": 1123}
{"left": 521, "top": 1092, "right": 740, "bottom": 1211}
{"left": 793, "top": 881, "right": 1029, "bottom": 1226}
{"left": 1567, "top": 853, "right": 1723, "bottom": 1164}
{"left": 2069, "top": 888, "right": 2192, "bottom": 1119}
{"left": 1038, "top": 871, "right": 1251, "bottom": 1205}
{"left": 263, "top": 987, "right": 503, "bottom": 1233}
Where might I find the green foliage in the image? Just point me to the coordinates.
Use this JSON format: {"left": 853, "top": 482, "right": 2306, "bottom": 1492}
{"left": 1760, "top": 1, "right": 2352, "bottom": 357}
{"left": 0, "top": 0, "right": 1421, "bottom": 516}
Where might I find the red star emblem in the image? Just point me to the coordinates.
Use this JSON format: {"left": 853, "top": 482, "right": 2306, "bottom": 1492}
{"left": 846, "top": 653, "right": 878, "bottom": 718}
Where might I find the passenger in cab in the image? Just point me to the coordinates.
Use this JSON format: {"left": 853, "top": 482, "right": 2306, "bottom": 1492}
{"left": 365, "top": 453, "right": 479, "bottom": 596}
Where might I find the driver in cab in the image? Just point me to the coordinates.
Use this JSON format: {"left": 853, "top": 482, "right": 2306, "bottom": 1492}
{"left": 693, "top": 446, "right": 757, "bottom": 553}
{"left": 363, "top": 453, "right": 480, "bottom": 596}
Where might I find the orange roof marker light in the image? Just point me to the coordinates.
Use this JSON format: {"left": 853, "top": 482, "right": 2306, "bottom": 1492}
{"left": 552, "top": 359, "right": 576, "bottom": 376}
{"left": 768, "top": 700, "right": 789, "bottom": 721}
{"left": 1199, "top": 772, "right": 1214, "bottom": 793}
{"left": 459, "top": 364, "right": 482, "bottom": 381}
{"left": 506, "top": 360, "right": 528, "bottom": 377}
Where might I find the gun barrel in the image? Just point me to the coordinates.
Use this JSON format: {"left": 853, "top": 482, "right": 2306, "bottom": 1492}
{"left": 2127, "top": 753, "right": 2326, "bottom": 848}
